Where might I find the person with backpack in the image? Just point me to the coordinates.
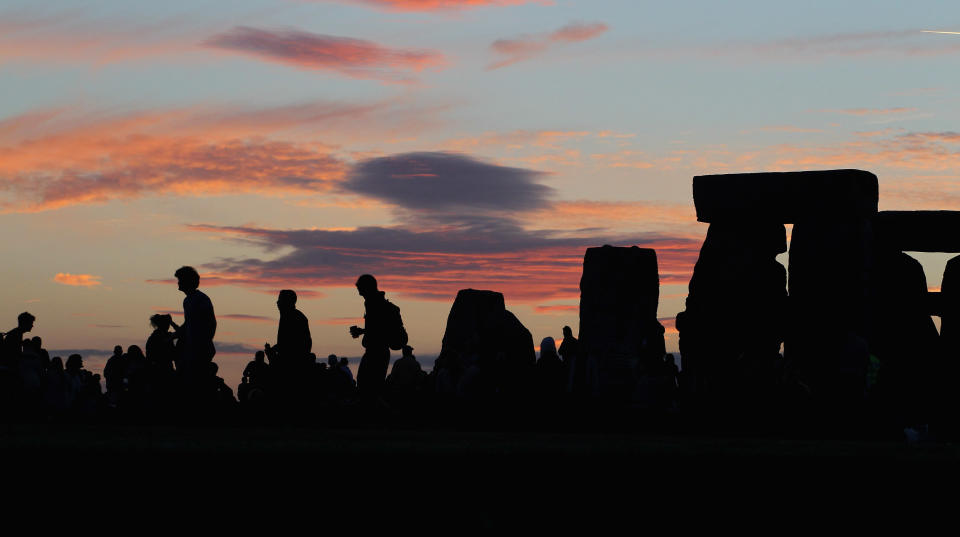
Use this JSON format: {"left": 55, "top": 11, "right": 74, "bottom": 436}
{"left": 349, "top": 274, "right": 407, "bottom": 406}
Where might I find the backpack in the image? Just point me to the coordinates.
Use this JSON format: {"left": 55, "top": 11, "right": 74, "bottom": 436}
{"left": 384, "top": 300, "right": 408, "bottom": 351}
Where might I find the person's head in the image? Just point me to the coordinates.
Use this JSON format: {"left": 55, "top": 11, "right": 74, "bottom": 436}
{"left": 66, "top": 354, "right": 83, "bottom": 371}
{"left": 17, "top": 311, "right": 35, "bottom": 332}
{"left": 355, "top": 274, "right": 378, "bottom": 298}
{"left": 277, "top": 289, "right": 297, "bottom": 312}
{"left": 255, "top": 350, "right": 265, "bottom": 363}
{"left": 562, "top": 325, "right": 573, "bottom": 339}
{"left": 113, "top": 345, "right": 123, "bottom": 356}
{"left": 339, "top": 357, "right": 348, "bottom": 366}
{"left": 127, "top": 345, "right": 144, "bottom": 360}
{"left": 150, "top": 314, "right": 172, "bottom": 331}
{"left": 208, "top": 362, "right": 219, "bottom": 376}
{"left": 174, "top": 266, "right": 200, "bottom": 293}
{"left": 31, "top": 336, "right": 42, "bottom": 348}
{"left": 328, "top": 354, "right": 338, "bottom": 366}
{"left": 540, "top": 337, "right": 557, "bottom": 358}
{"left": 50, "top": 356, "right": 63, "bottom": 372}
{"left": 402, "top": 345, "right": 415, "bottom": 358}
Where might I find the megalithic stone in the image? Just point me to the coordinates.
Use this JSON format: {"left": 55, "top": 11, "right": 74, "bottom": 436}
{"left": 678, "top": 221, "right": 787, "bottom": 399}
{"left": 693, "top": 169, "right": 878, "bottom": 223}
{"left": 439, "top": 288, "right": 536, "bottom": 398}
{"left": 578, "top": 245, "right": 663, "bottom": 401}
{"left": 869, "top": 249, "right": 940, "bottom": 422}
{"left": 941, "top": 256, "right": 960, "bottom": 353}
{"left": 875, "top": 211, "right": 960, "bottom": 253}
{"left": 787, "top": 213, "right": 874, "bottom": 401}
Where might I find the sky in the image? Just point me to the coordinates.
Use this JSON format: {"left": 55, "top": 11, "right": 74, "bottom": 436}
{"left": 2, "top": 0, "right": 959, "bottom": 388}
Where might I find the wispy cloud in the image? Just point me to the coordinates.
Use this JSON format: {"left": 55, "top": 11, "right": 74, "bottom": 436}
{"left": 534, "top": 304, "right": 578, "bottom": 314}
{"left": 488, "top": 22, "right": 609, "bottom": 69}
{"left": 819, "top": 107, "right": 918, "bottom": 116}
{"left": 0, "top": 10, "right": 206, "bottom": 64}
{"left": 0, "top": 99, "right": 443, "bottom": 212}
{"left": 640, "top": 29, "right": 960, "bottom": 61}
{"left": 53, "top": 273, "right": 102, "bottom": 287}
{"left": 202, "top": 26, "right": 446, "bottom": 82}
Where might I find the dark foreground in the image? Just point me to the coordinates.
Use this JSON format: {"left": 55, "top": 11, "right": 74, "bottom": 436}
{"left": 5, "top": 421, "right": 959, "bottom": 465}
{"left": 4, "top": 421, "right": 957, "bottom": 529}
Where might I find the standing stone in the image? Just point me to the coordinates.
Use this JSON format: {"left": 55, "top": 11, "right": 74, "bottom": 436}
{"left": 937, "top": 256, "right": 960, "bottom": 429}
{"left": 677, "top": 222, "right": 787, "bottom": 405}
{"left": 869, "top": 249, "right": 939, "bottom": 423}
{"left": 578, "top": 246, "right": 663, "bottom": 402}
{"left": 439, "top": 289, "right": 536, "bottom": 400}
{"left": 787, "top": 214, "right": 875, "bottom": 405}
{"left": 688, "top": 169, "right": 879, "bottom": 411}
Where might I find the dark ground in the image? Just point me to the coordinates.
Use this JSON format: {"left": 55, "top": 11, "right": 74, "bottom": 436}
{"left": 3, "top": 422, "right": 956, "bottom": 528}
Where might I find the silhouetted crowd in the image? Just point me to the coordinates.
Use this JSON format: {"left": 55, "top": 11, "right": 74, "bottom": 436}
{"left": 1, "top": 265, "right": 950, "bottom": 439}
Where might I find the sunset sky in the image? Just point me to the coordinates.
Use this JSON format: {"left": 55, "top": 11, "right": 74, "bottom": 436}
{"left": 3, "top": 0, "right": 959, "bottom": 388}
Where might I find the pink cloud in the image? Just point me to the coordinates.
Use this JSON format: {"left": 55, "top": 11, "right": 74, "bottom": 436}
{"left": 548, "top": 22, "right": 609, "bottom": 43}
{"left": 534, "top": 304, "right": 578, "bottom": 314}
{"left": 0, "top": 99, "right": 443, "bottom": 212}
{"left": 313, "top": 317, "right": 362, "bottom": 325}
{"left": 53, "top": 273, "right": 102, "bottom": 287}
{"left": 184, "top": 223, "right": 701, "bottom": 303}
{"left": 488, "top": 22, "right": 609, "bottom": 69}
{"left": 202, "top": 26, "right": 447, "bottom": 82}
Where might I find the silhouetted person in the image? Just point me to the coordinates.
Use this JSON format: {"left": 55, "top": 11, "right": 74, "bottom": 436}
{"left": 558, "top": 326, "right": 584, "bottom": 395}
{"left": 103, "top": 345, "right": 127, "bottom": 405}
{"left": 536, "top": 336, "right": 565, "bottom": 399}
{"left": 146, "top": 314, "right": 177, "bottom": 372}
{"left": 266, "top": 289, "right": 312, "bottom": 375}
{"left": 125, "top": 345, "right": 149, "bottom": 403}
{"left": 387, "top": 345, "right": 425, "bottom": 405}
{"left": 43, "top": 356, "right": 66, "bottom": 417}
{"left": 173, "top": 266, "right": 217, "bottom": 380}
{"left": 339, "top": 357, "right": 354, "bottom": 383}
{"left": 243, "top": 350, "right": 271, "bottom": 388}
{"left": 350, "top": 274, "right": 404, "bottom": 406}
{"left": 3, "top": 311, "right": 34, "bottom": 363}
{"left": 64, "top": 354, "right": 85, "bottom": 412}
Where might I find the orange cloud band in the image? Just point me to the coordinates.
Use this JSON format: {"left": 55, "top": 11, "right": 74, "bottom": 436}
{"left": 53, "top": 273, "right": 102, "bottom": 287}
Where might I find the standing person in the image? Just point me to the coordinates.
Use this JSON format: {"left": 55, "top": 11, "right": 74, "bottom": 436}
{"left": 3, "top": 312, "right": 34, "bottom": 361}
{"left": 265, "top": 290, "right": 312, "bottom": 374}
{"left": 173, "top": 266, "right": 217, "bottom": 381}
{"left": 146, "top": 314, "right": 177, "bottom": 373}
{"left": 349, "top": 274, "right": 405, "bottom": 406}
{"left": 558, "top": 325, "right": 584, "bottom": 395}
{"left": 1, "top": 312, "right": 35, "bottom": 406}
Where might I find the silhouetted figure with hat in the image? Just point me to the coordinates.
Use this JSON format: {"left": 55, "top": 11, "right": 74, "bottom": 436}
{"left": 350, "top": 274, "right": 406, "bottom": 408}
{"left": 173, "top": 266, "right": 217, "bottom": 384}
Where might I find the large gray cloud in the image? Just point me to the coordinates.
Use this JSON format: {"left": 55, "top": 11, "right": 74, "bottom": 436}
{"left": 343, "top": 152, "right": 554, "bottom": 212}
